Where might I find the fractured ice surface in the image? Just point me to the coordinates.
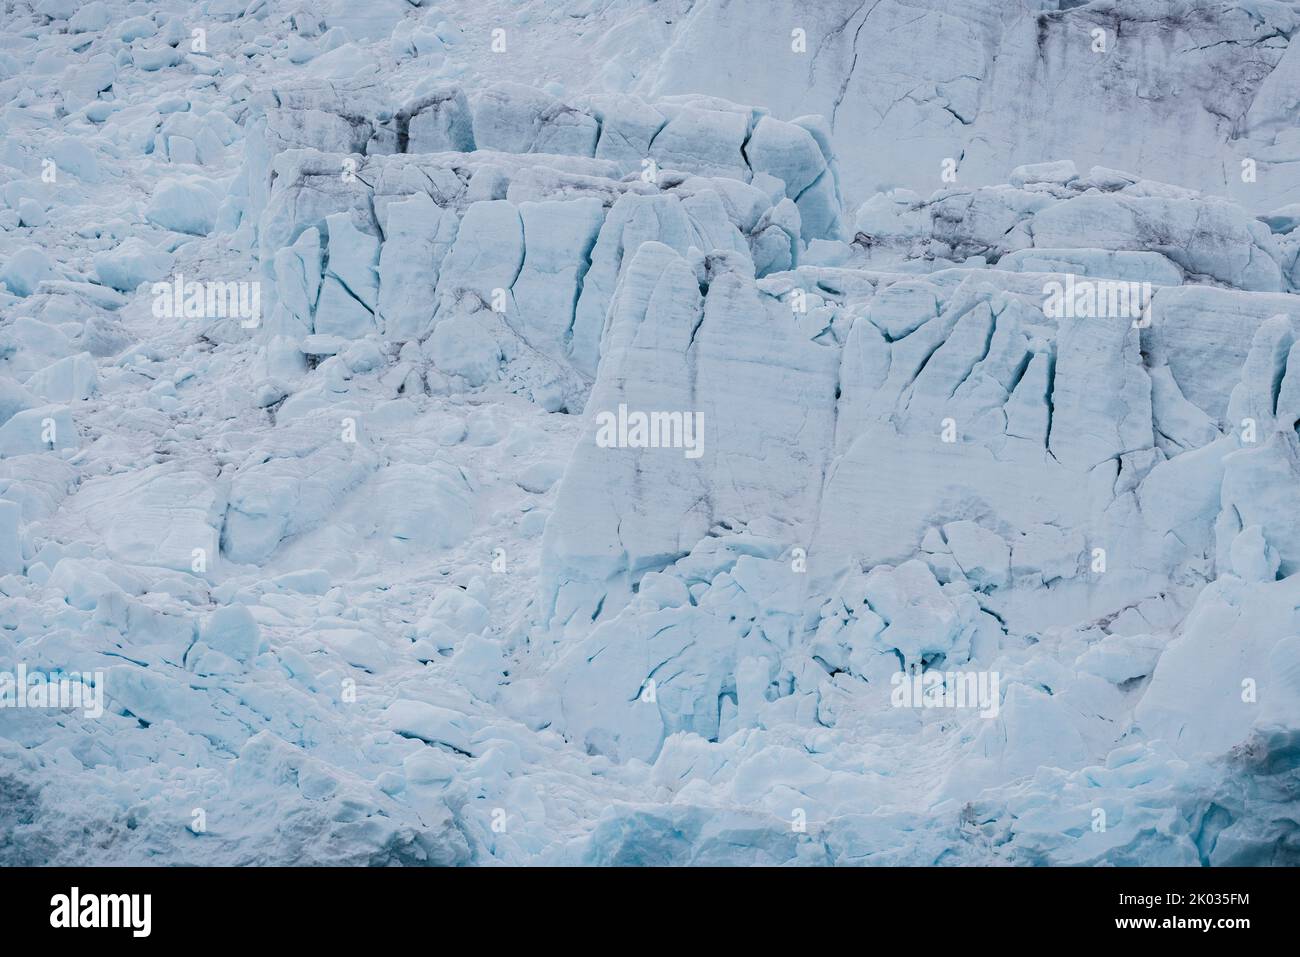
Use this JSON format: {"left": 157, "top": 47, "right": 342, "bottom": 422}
{"left": 0, "top": 0, "right": 1298, "bottom": 866}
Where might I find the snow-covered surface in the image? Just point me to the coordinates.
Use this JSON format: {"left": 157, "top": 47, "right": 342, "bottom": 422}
{"left": 1, "top": 0, "right": 1298, "bottom": 865}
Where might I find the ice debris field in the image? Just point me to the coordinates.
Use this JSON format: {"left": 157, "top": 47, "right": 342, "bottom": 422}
{"left": 1, "top": 0, "right": 1299, "bottom": 866}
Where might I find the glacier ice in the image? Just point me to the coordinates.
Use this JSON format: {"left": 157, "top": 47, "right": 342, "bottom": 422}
{"left": 0, "top": 0, "right": 1298, "bottom": 869}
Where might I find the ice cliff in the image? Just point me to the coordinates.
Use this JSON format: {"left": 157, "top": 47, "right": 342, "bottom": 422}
{"left": 0, "top": 0, "right": 1298, "bottom": 865}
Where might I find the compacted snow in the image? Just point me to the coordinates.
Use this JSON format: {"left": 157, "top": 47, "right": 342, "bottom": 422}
{"left": 1, "top": 0, "right": 1298, "bottom": 865}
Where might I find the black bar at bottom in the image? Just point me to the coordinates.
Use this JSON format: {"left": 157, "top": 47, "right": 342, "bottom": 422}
{"left": 0, "top": 866, "right": 1281, "bottom": 941}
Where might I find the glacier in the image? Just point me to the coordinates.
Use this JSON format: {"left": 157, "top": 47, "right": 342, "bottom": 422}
{"left": 0, "top": 0, "right": 1298, "bottom": 867}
